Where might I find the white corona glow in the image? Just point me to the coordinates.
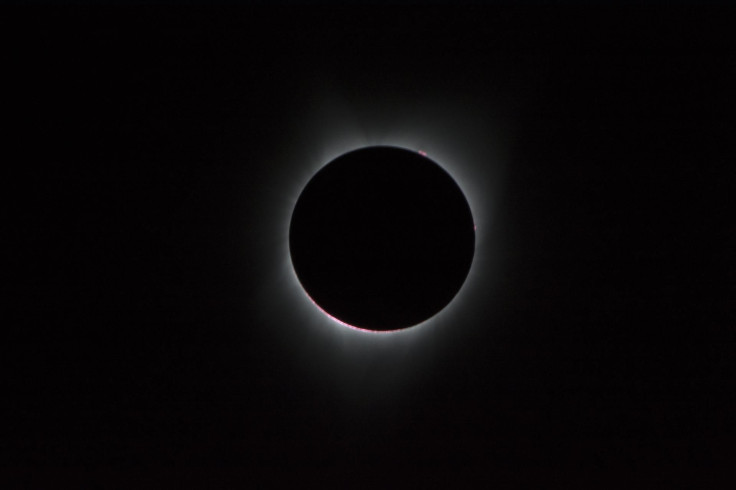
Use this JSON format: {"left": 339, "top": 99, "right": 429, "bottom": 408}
{"left": 246, "top": 84, "right": 510, "bottom": 381}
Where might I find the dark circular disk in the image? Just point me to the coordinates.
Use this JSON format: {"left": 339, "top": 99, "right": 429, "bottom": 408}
{"left": 289, "top": 146, "right": 475, "bottom": 331}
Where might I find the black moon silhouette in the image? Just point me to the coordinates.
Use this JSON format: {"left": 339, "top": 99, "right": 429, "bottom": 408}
{"left": 289, "top": 146, "right": 475, "bottom": 331}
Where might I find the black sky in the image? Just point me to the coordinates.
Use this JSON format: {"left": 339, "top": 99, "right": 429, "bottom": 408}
{"left": 4, "top": 7, "right": 734, "bottom": 488}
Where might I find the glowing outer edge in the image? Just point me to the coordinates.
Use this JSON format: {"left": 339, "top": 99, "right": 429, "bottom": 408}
{"left": 290, "top": 148, "right": 477, "bottom": 335}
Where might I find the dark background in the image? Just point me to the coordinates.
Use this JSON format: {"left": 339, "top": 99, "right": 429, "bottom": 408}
{"left": 4, "top": 7, "right": 734, "bottom": 488}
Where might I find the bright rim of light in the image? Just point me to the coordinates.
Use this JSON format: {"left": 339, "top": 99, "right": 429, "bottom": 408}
{"left": 249, "top": 87, "right": 508, "bottom": 356}
{"left": 292, "top": 145, "right": 478, "bottom": 335}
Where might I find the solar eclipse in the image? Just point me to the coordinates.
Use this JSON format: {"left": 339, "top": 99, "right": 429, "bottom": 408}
{"left": 289, "top": 146, "right": 475, "bottom": 332}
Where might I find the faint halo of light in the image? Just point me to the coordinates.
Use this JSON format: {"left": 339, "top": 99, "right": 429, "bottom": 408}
{"left": 254, "top": 88, "right": 507, "bottom": 349}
